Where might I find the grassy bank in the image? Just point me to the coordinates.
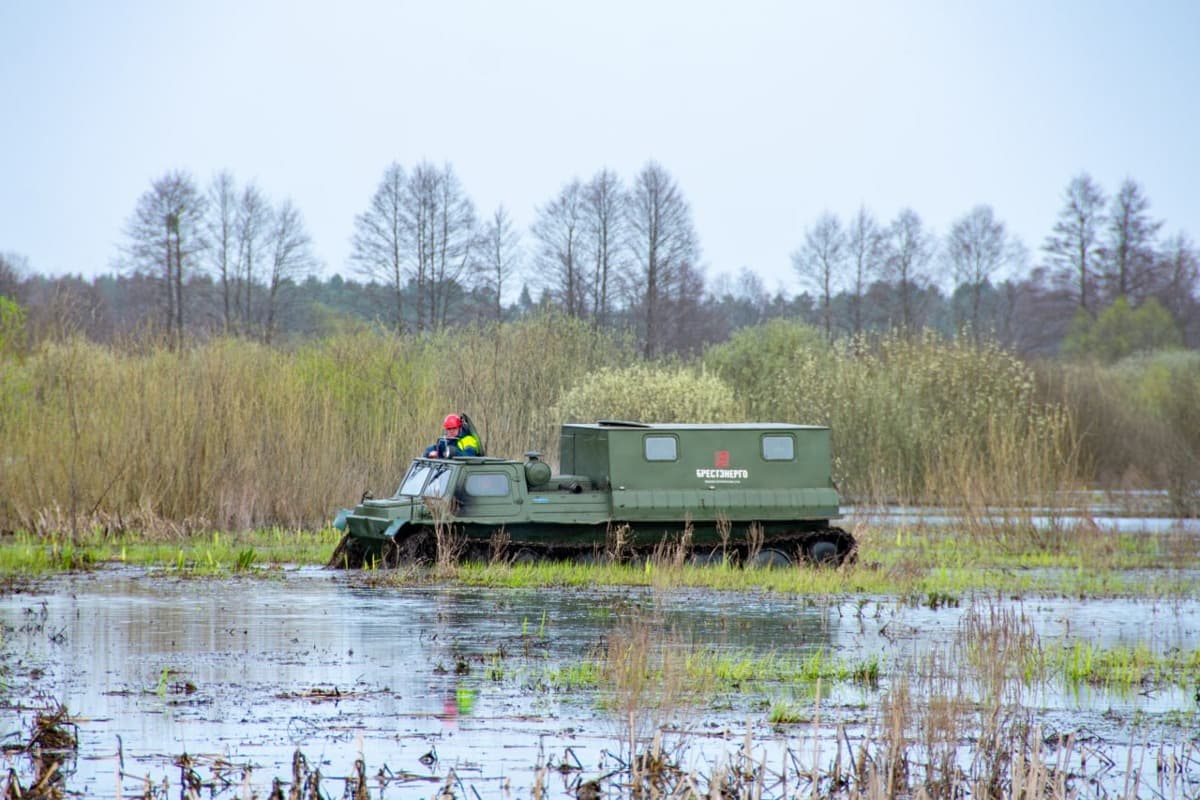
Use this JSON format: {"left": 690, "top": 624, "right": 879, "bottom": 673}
{"left": 4, "top": 521, "right": 1193, "bottom": 600}
{"left": 0, "top": 527, "right": 342, "bottom": 576}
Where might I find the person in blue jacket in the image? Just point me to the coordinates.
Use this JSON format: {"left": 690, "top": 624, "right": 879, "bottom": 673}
{"left": 425, "top": 413, "right": 480, "bottom": 458}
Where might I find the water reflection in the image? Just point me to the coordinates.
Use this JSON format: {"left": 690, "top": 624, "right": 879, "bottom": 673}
{"left": 846, "top": 503, "right": 1200, "bottom": 534}
{"left": 1, "top": 568, "right": 842, "bottom": 796}
{"left": 1, "top": 567, "right": 1197, "bottom": 798}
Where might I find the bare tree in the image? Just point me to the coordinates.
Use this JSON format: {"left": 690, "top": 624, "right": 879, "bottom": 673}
{"left": 881, "top": 208, "right": 936, "bottom": 331}
{"left": 432, "top": 165, "right": 477, "bottom": 330}
{"left": 707, "top": 267, "right": 770, "bottom": 335}
{"left": 1157, "top": 232, "right": 1200, "bottom": 345}
{"left": 235, "top": 183, "right": 273, "bottom": 335}
{"left": 665, "top": 260, "right": 709, "bottom": 355}
{"left": 0, "top": 251, "right": 27, "bottom": 301}
{"left": 476, "top": 205, "right": 522, "bottom": 321}
{"left": 403, "top": 161, "right": 476, "bottom": 331}
{"left": 1103, "top": 178, "right": 1162, "bottom": 303}
{"left": 843, "top": 206, "right": 884, "bottom": 337}
{"left": 944, "top": 205, "right": 1020, "bottom": 339}
{"left": 626, "top": 162, "right": 700, "bottom": 358}
{"left": 206, "top": 171, "right": 238, "bottom": 332}
{"left": 531, "top": 178, "right": 588, "bottom": 318}
{"left": 123, "top": 170, "right": 208, "bottom": 347}
{"left": 1042, "top": 173, "right": 1107, "bottom": 315}
{"left": 584, "top": 168, "right": 625, "bottom": 328}
{"left": 791, "top": 211, "right": 845, "bottom": 341}
{"left": 262, "top": 199, "right": 315, "bottom": 344}
{"left": 350, "top": 162, "right": 408, "bottom": 332}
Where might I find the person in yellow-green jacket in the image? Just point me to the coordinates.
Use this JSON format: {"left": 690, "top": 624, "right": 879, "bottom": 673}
{"left": 425, "top": 413, "right": 480, "bottom": 458}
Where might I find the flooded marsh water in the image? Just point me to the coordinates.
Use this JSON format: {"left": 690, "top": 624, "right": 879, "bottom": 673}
{"left": 2, "top": 565, "right": 1199, "bottom": 798}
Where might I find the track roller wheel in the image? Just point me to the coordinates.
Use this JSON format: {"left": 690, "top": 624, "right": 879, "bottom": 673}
{"left": 748, "top": 547, "right": 793, "bottom": 569}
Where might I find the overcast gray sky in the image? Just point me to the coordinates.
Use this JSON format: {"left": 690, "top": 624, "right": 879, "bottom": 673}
{"left": 2, "top": 1, "right": 1198, "bottom": 294}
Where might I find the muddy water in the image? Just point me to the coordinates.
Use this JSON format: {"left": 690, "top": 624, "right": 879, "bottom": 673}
{"left": 2, "top": 567, "right": 1198, "bottom": 798}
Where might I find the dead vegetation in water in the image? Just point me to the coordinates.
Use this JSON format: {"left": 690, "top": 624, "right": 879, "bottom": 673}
{"left": 3, "top": 682, "right": 1197, "bottom": 799}
{"left": 487, "top": 526, "right": 511, "bottom": 565}
{"left": 1, "top": 702, "right": 78, "bottom": 800}
{"left": 960, "top": 601, "right": 1042, "bottom": 704}
{"left": 56, "top": 723, "right": 1195, "bottom": 800}
{"left": 606, "top": 523, "right": 634, "bottom": 564}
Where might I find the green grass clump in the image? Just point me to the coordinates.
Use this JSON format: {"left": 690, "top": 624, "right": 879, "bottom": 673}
{"left": 768, "top": 702, "right": 810, "bottom": 724}
{"left": 0, "top": 537, "right": 95, "bottom": 574}
{"left": 546, "top": 646, "right": 882, "bottom": 703}
{"left": 692, "top": 648, "right": 880, "bottom": 689}
{"left": 1046, "top": 641, "right": 1200, "bottom": 693}
{"left": 546, "top": 660, "right": 605, "bottom": 690}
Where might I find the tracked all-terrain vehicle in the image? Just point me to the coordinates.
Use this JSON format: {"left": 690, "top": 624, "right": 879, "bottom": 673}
{"left": 330, "top": 420, "right": 855, "bottom": 568}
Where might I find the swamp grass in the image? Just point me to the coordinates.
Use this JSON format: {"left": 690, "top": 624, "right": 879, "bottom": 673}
{"left": 528, "top": 598, "right": 1199, "bottom": 715}
{"left": 1045, "top": 641, "right": 1200, "bottom": 692}
{"left": 434, "top": 520, "right": 1200, "bottom": 599}
{"left": 544, "top": 646, "right": 882, "bottom": 695}
{"left": 0, "top": 528, "right": 341, "bottom": 576}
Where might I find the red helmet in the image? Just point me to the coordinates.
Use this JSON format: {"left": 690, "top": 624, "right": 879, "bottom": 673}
{"left": 443, "top": 413, "right": 462, "bottom": 430}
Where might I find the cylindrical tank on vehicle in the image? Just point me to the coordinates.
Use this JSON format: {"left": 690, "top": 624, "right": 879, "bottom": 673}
{"left": 523, "top": 452, "right": 552, "bottom": 486}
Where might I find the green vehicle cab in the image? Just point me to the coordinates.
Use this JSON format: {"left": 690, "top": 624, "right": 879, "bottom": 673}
{"left": 329, "top": 420, "right": 855, "bottom": 568}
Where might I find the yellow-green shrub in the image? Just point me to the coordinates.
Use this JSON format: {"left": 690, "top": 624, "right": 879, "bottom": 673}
{"left": 705, "top": 322, "right": 1075, "bottom": 506}
{"left": 553, "top": 363, "right": 743, "bottom": 425}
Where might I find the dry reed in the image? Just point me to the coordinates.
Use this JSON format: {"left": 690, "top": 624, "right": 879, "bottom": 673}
{"left": 0, "top": 315, "right": 625, "bottom": 536}
{"left": 3, "top": 318, "right": 1175, "bottom": 541}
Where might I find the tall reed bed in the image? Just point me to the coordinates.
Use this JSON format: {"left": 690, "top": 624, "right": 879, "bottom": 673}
{"left": 2, "top": 316, "right": 1165, "bottom": 537}
{"left": 1039, "top": 350, "right": 1200, "bottom": 516}
{"left": 0, "top": 314, "right": 627, "bottom": 535}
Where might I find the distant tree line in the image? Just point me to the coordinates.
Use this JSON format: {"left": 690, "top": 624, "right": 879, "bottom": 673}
{"left": 1, "top": 165, "right": 1197, "bottom": 359}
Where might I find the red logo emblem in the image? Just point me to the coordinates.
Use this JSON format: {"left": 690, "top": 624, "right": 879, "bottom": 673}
{"left": 714, "top": 450, "right": 730, "bottom": 468}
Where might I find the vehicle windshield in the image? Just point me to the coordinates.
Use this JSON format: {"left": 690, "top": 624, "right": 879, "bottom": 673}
{"left": 393, "top": 461, "right": 455, "bottom": 499}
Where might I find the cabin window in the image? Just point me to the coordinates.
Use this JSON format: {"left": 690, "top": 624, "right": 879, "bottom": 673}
{"left": 425, "top": 466, "right": 454, "bottom": 497}
{"left": 761, "top": 435, "right": 795, "bottom": 461}
{"left": 644, "top": 435, "right": 678, "bottom": 461}
{"left": 465, "top": 473, "right": 510, "bottom": 497}
{"left": 396, "top": 462, "right": 454, "bottom": 498}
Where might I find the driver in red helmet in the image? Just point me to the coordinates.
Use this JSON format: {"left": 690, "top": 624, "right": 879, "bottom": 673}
{"left": 425, "top": 413, "right": 480, "bottom": 458}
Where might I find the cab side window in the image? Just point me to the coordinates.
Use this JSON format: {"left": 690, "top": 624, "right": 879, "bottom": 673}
{"left": 464, "top": 473, "right": 510, "bottom": 497}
